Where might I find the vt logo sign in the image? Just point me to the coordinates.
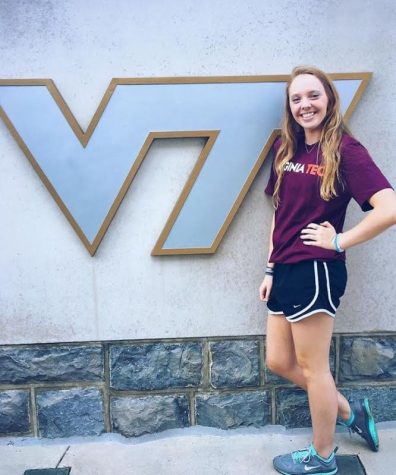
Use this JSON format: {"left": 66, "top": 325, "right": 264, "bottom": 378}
{"left": 0, "top": 74, "right": 370, "bottom": 255}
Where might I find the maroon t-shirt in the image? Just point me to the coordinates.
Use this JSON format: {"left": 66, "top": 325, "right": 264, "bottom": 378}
{"left": 264, "top": 134, "right": 393, "bottom": 263}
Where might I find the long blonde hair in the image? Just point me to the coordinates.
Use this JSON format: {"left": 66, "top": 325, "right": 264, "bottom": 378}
{"left": 273, "top": 66, "right": 349, "bottom": 207}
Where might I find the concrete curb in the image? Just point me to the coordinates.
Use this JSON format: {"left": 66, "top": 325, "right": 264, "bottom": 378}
{"left": 1, "top": 422, "right": 395, "bottom": 475}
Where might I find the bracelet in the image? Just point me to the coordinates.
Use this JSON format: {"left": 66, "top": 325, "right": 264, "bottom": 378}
{"left": 332, "top": 233, "right": 345, "bottom": 253}
{"left": 265, "top": 265, "right": 274, "bottom": 276}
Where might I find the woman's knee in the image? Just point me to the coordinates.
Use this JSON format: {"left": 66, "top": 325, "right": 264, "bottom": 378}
{"left": 266, "top": 317, "right": 296, "bottom": 377}
{"left": 265, "top": 354, "right": 295, "bottom": 377}
{"left": 296, "top": 354, "right": 331, "bottom": 381}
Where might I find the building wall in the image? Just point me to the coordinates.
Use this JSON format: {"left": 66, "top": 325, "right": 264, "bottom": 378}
{"left": 1, "top": 0, "right": 395, "bottom": 437}
{"left": 1, "top": 0, "right": 395, "bottom": 344}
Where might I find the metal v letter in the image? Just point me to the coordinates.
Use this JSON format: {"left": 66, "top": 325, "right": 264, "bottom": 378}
{"left": 0, "top": 74, "right": 370, "bottom": 255}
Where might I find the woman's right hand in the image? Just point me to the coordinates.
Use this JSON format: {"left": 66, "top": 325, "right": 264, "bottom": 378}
{"left": 259, "top": 275, "right": 273, "bottom": 302}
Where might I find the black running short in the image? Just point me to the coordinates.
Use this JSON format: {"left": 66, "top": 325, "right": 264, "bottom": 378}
{"left": 267, "top": 260, "right": 347, "bottom": 322}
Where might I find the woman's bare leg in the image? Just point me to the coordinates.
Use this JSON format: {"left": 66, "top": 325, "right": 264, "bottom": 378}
{"left": 290, "top": 313, "right": 338, "bottom": 457}
{"left": 266, "top": 314, "right": 351, "bottom": 420}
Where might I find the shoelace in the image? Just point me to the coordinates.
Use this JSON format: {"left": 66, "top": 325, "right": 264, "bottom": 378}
{"left": 291, "top": 447, "right": 312, "bottom": 463}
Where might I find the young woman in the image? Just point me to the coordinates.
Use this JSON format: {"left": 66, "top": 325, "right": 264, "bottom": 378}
{"left": 259, "top": 66, "right": 396, "bottom": 475}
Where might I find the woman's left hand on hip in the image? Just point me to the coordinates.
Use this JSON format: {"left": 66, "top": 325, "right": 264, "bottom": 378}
{"left": 300, "top": 221, "right": 336, "bottom": 250}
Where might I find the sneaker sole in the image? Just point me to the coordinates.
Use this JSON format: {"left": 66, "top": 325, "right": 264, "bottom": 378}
{"left": 363, "top": 398, "right": 379, "bottom": 451}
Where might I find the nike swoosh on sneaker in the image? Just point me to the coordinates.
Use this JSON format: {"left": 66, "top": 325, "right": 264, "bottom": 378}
{"left": 304, "top": 466, "right": 322, "bottom": 472}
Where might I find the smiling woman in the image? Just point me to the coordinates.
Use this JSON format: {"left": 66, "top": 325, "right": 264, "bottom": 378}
{"left": 288, "top": 74, "right": 329, "bottom": 143}
{"left": 258, "top": 65, "right": 396, "bottom": 475}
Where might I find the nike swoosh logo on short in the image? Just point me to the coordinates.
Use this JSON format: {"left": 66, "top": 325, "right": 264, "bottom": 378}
{"left": 304, "top": 466, "right": 322, "bottom": 472}
{"left": 293, "top": 304, "right": 301, "bottom": 308}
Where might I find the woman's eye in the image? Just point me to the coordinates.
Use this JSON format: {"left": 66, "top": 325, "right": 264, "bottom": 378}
{"left": 292, "top": 98, "right": 300, "bottom": 103}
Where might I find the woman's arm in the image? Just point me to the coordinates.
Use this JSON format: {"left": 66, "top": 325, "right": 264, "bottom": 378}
{"left": 339, "top": 188, "right": 396, "bottom": 250}
{"left": 259, "top": 213, "right": 275, "bottom": 302}
{"left": 266, "top": 213, "right": 275, "bottom": 264}
{"left": 300, "top": 188, "right": 396, "bottom": 250}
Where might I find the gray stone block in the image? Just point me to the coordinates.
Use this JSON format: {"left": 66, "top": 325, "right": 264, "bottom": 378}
{"left": 196, "top": 390, "right": 271, "bottom": 429}
{"left": 0, "top": 345, "right": 104, "bottom": 384}
{"left": 339, "top": 337, "right": 396, "bottom": 381}
{"left": 276, "top": 388, "right": 311, "bottom": 428}
{"left": 37, "top": 388, "right": 105, "bottom": 438}
{"left": 0, "top": 390, "right": 30, "bottom": 435}
{"left": 111, "top": 394, "right": 189, "bottom": 437}
{"left": 341, "top": 386, "right": 396, "bottom": 422}
{"left": 110, "top": 342, "right": 203, "bottom": 390}
{"left": 265, "top": 337, "right": 336, "bottom": 385}
{"left": 209, "top": 340, "right": 259, "bottom": 388}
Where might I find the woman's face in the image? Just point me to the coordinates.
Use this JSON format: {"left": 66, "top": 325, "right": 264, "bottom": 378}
{"left": 288, "top": 74, "right": 329, "bottom": 140}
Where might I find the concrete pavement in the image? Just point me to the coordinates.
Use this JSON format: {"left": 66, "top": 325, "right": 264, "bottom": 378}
{"left": 1, "top": 422, "right": 395, "bottom": 475}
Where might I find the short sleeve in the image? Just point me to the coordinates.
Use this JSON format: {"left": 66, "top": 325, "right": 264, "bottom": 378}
{"left": 340, "top": 136, "right": 393, "bottom": 211}
{"left": 264, "top": 159, "right": 276, "bottom": 196}
{"left": 264, "top": 139, "right": 281, "bottom": 196}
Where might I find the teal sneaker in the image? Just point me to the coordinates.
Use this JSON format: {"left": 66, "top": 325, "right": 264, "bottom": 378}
{"left": 273, "top": 443, "right": 338, "bottom": 475}
{"left": 348, "top": 398, "right": 379, "bottom": 452}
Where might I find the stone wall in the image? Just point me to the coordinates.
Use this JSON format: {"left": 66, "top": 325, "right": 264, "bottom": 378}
{"left": 1, "top": 333, "right": 395, "bottom": 438}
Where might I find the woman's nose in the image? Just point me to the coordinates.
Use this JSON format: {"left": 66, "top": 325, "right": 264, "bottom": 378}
{"left": 301, "top": 97, "right": 311, "bottom": 109}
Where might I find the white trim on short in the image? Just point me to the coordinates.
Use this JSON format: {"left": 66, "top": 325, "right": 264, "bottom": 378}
{"left": 267, "top": 310, "right": 284, "bottom": 315}
{"left": 286, "top": 308, "right": 335, "bottom": 322}
{"left": 323, "top": 262, "right": 337, "bottom": 312}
